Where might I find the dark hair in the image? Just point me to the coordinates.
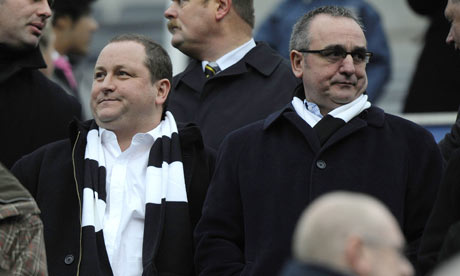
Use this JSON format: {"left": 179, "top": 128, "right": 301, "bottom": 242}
{"left": 202, "top": 0, "right": 254, "bottom": 28}
{"left": 232, "top": 0, "right": 255, "bottom": 29}
{"left": 109, "top": 34, "right": 173, "bottom": 115}
{"left": 289, "top": 5, "right": 365, "bottom": 52}
{"left": 51, "top": 0, "right": 96, "bottom": 25}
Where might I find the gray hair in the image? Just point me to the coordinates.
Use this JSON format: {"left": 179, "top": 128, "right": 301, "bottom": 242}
{"left": 289, "top": 5, "right": 365, "bottom": 52}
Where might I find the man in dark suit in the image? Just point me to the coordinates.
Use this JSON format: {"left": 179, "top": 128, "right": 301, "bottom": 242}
{"left": 0, "top": 0, "right": 81, "bottom": 169}
{"left": 281, "top": 192, "right": 413, "bottom": 276}
{"left": 164, "top": 0, "right": 299, "bottom": 150}
{"left": 194, "top": 6, "right": 441, "bottom": 275}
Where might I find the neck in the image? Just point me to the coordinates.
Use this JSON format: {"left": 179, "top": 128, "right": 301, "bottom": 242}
{"left": 199, "top": 17, "right": 252, "bottom": 61}
{"left": 202, "top": 34, "right": 252, "bottom": 61}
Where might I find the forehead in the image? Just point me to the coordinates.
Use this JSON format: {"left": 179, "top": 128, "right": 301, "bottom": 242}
{"left": 308, "top": 14, "right": 367, "bottom": 49}
{"left": 96, "top": 41, "right": 147, "bottom": 68}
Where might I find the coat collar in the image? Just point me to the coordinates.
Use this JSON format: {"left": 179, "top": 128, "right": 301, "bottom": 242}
{"left": 173, "top": 42, "right": 286, "bottom": 93}
{"left": 69, "top": 119, "right": 205, "bottom": 151}
{"left": 263, "top": 84, "right": 385, "bottom": 131}
{"left": 281, "top": 260, "right": 353, "bottom": 276}
{"left": 0, "top": 45, "right": 46, "bottom": 83}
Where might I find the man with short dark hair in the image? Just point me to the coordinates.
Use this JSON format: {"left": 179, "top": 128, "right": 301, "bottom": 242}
{"left": 12, "top": 34, "right": 214, "bottom": 275}
{"left": 194, "top": 6, "right": 441, "bottom": 275}
{"left": 164, "top": 0, "right": 299, "bottom": 150}
{"left": 0, "top": 0, "right": 81, "bottom": 169}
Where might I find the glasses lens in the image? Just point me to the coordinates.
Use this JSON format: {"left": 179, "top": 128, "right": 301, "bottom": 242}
{"left": 321, "top": 47, "right": 346, "bottom": 62}
{"left": 351, "top": 50, "right": 368, "bottom": 63}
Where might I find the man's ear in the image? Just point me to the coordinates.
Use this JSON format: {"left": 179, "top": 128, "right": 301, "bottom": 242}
{"left": 155, "top": 79, "right": 171, "bottom": 106}
{"left": 290, "top": 50, "right": 305, "bottom": 78}
{"left": 345, "top": 236, "right": 371, "bottom": 276}
{"left": 216, "top": 0, "right": 231, "bottom": 21}
{"left": 54, "top": 15, "right": 73, "bottom": 31}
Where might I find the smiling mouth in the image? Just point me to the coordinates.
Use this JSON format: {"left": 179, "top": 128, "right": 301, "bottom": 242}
{"left": 335, "top": 82, "right": 355, "bottom": 86}
{"left": 98, "top": 98, "right": 119, "bottom": 104}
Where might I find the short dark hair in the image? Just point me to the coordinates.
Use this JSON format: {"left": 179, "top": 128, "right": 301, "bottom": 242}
{"left": 202, "top": 0, "right": 254, "bottom": 28}
{"left": 232, "top": 0, "right": 255, "bottom": 29}
{"left": 51, "top": 0, "right": 96, "bottom": 25}
{"left": 109, "top": 34, "right": 173, "bottom": 115}
{"left": 289, "top": 6, "right": 365, "bottom": 52}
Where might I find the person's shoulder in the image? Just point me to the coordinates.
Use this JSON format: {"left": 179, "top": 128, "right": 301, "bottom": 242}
{"left": 16, "top": 139, "right": 72, "bottom": 167}
{"left": 380, "top": 110, "right": 437, "bottom": 142}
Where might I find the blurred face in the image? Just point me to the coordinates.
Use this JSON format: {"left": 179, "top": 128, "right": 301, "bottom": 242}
{"left": 290, "top": 15, "right": 368, "bottom": 115}
{"left": 68, "top": 15, "right": 98, "bottom": 56}
{"left": 164, "top": 0, "right": 215, "bottom": 58}
{"left": 91, "top": 41, "right": 167, "bottom": 134}
{"left": 0, "top": 0, "right": 52, "bottom": 49}
{"left": 363, "top": 225, "right": 414, "bottom": 276}
{"left": 445, "top": 0, "right": 460, "bottom": 49}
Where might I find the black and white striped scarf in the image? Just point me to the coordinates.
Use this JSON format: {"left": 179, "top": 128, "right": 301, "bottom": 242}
{"left": 79, "top": 112, "right": 190, "bottom": 275}
{"left": 292, "top": 91, "right": 371, "bottom": 145}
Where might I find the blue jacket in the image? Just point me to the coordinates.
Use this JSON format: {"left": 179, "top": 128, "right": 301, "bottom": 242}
{"left": 255, "top": 0, "right": 391, "bottom": 101}
{"left": 195, "top": 100, "right": 441, "bottom": 275}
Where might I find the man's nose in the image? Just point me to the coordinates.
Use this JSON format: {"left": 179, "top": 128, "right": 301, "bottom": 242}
{"left": 38, "top": 0, "right": 52, "bottom": 20}
{"left": 164, "top": 3, "right": 178, "bottom": 19}
{"left": 339, "top": 54, "right": 356, "bottom": 75}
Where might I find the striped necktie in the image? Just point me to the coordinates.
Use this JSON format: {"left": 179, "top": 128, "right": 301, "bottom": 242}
{"left": 204, "top": 62, "right": 221, "bottom": 78}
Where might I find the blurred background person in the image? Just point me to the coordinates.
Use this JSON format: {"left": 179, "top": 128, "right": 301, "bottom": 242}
{"left": 52, "top": 0, "right": 99, "bottom": 118}
{"left": 0, "top": 163, "right": 47, "bottom": 275}
{"left": 280, "top": 191, "right": 414, "bottom": 276}
{"left": 255, "top": 0, "right": 391, "bottom": 102}
{"left": 403, "top": 0, "right": 460, "bottom": 113}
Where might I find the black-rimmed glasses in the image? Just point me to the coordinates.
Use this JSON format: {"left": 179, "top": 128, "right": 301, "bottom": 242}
{"left": 297, "top": 46, "right": 373, "bottom": 64}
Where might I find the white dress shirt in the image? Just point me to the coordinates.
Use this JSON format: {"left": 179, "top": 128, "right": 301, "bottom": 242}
{"left": 201, "top": 38, "right": 256, "bottom": 72}
{"left": 99, "top": 126, "right": 160, "bottom": 276}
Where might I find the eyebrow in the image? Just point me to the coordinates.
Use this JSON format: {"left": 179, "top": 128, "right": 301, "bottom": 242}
{"left": 324, "top": 44, "right": 368, "bottom": 51}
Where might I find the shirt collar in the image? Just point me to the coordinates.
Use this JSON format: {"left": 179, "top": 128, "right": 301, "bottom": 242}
{"left": 304, "top": 99, "right": 323, "bottom": 118}
{"left": 99, "top": 124, "right": 161, "bottom": 148}
{"left": 201, "top": 38, "right": 256, "bottom": 72}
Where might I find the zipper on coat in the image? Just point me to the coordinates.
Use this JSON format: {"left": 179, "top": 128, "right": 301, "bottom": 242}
{"left": 72, "top": 131, "right": 82, "bottom": 276}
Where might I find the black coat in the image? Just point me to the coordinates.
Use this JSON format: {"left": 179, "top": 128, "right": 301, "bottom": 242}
{"left": 11, "top": 119, "right": 215, "bottom": 276}
{"left": 168, "top": 42, "right": 300, "bottom": 150}
{"left": 403, "top": 0, "right": 460, "bottom": 113}
{"left": 280, "top": 260, "right": 353, "bottom": 276}
{"left": 418, "top": 147, "right": 460, "bottom": 275}
{"left": 0, "top": 45, "right": 81, "bottom": 169}
{"left": 195, "top": 103, "right": 442, "bottom": 276}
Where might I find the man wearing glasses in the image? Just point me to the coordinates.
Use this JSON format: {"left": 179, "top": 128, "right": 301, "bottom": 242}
{"left": 195, "top": 6, "right": 442, "bottom": 276}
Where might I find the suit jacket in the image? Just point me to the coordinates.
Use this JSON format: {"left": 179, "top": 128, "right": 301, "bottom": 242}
{"left": 168, "top": 42, "right": 300, "bottom": 150}
{"left": 194, "top": 102, "right": 442, "bottom": 276}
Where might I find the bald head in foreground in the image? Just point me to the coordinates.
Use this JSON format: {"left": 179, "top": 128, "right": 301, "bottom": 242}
{"left": 282, "top": 192, "right": 414, "bottom": 276}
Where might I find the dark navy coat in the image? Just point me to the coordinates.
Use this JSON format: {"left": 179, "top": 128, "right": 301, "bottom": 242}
{"left": 168, "top": 42, "right": 300, "bottom": 150}
{"left": 195, "top": 103, "right": 442, "bottom": 276}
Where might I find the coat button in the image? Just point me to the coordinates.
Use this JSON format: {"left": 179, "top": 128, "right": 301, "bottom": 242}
{"left": 316, "top": 160, "right": 326, "bottom": 169}
{"left": 64, "top": 254, "right": 74, "bottom": 265}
